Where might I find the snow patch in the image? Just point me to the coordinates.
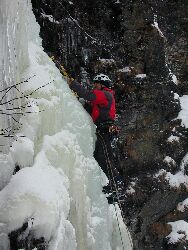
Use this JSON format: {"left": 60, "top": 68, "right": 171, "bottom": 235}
{"left": 166, "top": 64, "right": 178, "bottom": 85}
{"left": 167, "top": 220, "right": 188, "bottom": 244}
{"left": 177, "top": 95, "right": 188, "bottom": 128}
{"left": 166, "top": 171, "right": 188, "bottom": 187}
{"left": 99, "top": 58, "right": 115, "bottom": 64}
{"left": 152, "top": 15, "right": 165, "bottom": 38}
{"left": 163, "top": 156, "right": 176, "bottom": 166}
{"left": 167, "top": 135, "right": 180, "bottom": 143}
{"left": 126, "top": 182, "right": 136, "bottom": 194}
{"left": 118, "top": 67, "right": 131, "bottom": 73}
{"left": 174, "top": 93, "right": 179, "bottom": 100}
{"left": 135, "top": 74, "right": 147, "bottom": 79}
{"left": 177, "top": 198, "right": 188, "bottom": 212}
{"left": 41, "top": 13, "right": 60, "bottom": 24}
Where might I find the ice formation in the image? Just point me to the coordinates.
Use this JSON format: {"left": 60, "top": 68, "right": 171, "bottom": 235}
{"left": 0, "top": 0, "right": 133, "bottom": 249}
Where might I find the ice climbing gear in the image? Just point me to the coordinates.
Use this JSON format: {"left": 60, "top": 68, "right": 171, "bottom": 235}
{"left": 108, "top": 124, "right": 120, "bottom": 134}
{"left": 97, "top": 130, "right": 133, "bottom": 249}
{"left": 93, "top": 74, "right": 113, "bottom": 88}
{"left": 93, "top": 74, "right": 111, "bottom": 82}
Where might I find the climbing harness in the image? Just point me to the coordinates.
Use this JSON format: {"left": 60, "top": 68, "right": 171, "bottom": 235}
{"left": 97, "top": 129, "right": 133, "bottom": 249}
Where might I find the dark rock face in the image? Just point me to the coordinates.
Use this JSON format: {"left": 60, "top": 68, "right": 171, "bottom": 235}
{"left": 9, "top": 220, "right": 47, "bottom": 250}
{"left": 30, "top": 0, "right": 188, "bottom": 249}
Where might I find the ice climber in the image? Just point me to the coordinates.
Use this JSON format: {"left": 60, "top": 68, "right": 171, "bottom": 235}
{"left": 68, "top": 74, "right": 124, "bottom": 203}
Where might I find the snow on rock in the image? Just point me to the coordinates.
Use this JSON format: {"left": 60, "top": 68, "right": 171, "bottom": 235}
{"left": 174, "top": 93, "right": 179, "bottom": 100}
{"left": 157, "top": 92, "right": 188, "bottom": 191}
{"left": 156, "top": 153, "right": 188, "bottom": 188}
{"left": 171, "top": 73, "right": 178, "bottom": 85}
{"left": 163, "top": 156, "right": 176, "bottom": 166}
{"left": 177, "top": 95, "right": 188, "bottom": 128}
{"left": 177, "top": 198, "right": 188, "bottom": 212}
{"left": 164, "top": 170, "right": 188, "bottom": 187}
{"left": 135, "top": 74, "right": 146, "bottom": 79}
{"left": 180, "top": 153, "right": 188, "bottom": 172}
{"left": 165, "top": 63, "right": 178, "bottom": 85}
{"left": 41, "top": 13, "right": 60, "bottom": 24}
{"left": 167, "top": 135, "right": 180, "bottom": 142}
{"left": 99, "top": 58, "right": 115, "bottom": 65}
{"left": 118, "top": 67, "right": 131, "bottom": 73}
{"left": 152, "top": 15, "right": 165, "bottom": 38}
{"left": 167, "top": 220, "right": 188, "bottom": 244}
{"left": 126, "top": 182, "right": 136, "bottom": 195}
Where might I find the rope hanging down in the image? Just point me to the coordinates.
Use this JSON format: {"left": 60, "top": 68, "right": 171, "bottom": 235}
{"left": 98, "top": 131, "right": 133, "bottom": 249}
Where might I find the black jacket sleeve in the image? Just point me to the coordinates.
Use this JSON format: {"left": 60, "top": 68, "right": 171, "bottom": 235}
{"left": 70, "top": 80, "right": 96, "bottom": 101}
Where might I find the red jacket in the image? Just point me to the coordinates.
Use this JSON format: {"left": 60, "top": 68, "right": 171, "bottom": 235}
{"left": 70, "top": 81, "right": 116, "bottom": 125}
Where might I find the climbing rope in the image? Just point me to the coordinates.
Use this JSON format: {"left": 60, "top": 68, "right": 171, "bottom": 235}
{"left": 97, "top": 130, "right": 133, "bottom": 249}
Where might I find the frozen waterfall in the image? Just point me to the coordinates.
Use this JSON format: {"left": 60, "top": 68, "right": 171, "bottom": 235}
{"left": 0, "top": 0, "right": 133, "bottom": 249}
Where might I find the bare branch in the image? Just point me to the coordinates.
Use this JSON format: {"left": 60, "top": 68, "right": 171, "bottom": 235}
{"left": 0, "top": 110, "right": 44, "bottom": 115}
{"left": 0, "top": 81, "right": 53, "bottom": 105}
{"left": 0, "top": 75, "right": 36, "bottom": 93}
{"left": 0, "top": 101, "right": 37, "bottom": 111}
{"left": 0, "top": 125, "right": 12, "bottom": 132}
{"left": 0, "top": 77, "right": 50, "bottom": 150}
{"left": 12, "top": 116, "right": 22, "bottom": 125}
{"left": 0, "top": 134, "right": 26, "bottom": 138}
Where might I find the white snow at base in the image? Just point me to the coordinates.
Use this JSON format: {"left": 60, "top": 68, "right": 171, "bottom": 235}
{"left": 0, "top": 0, "right": 133, "bottom": 249}
{"left": 167, "top": 220, "right": 188, "bottom": 244}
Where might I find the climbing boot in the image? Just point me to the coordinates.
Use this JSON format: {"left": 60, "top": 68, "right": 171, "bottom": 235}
{"left": 102, "top": 184, "right": 113, "bottom": 194}
{"left": 106, "top": 191, "right": 126, "bottom": 204}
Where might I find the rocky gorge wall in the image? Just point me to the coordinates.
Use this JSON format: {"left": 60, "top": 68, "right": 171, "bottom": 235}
{"left": 31, "top": 0, "right": 188, "bottom": 249}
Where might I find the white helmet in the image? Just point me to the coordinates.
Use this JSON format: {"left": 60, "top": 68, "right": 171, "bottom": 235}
{"left": 93, "top": 74, "right": 113, "bottom": 88}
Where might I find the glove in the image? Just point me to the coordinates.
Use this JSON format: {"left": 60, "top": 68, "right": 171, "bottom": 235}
{"left": 67, "top": 77, "right": 74, "bottom": 86}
